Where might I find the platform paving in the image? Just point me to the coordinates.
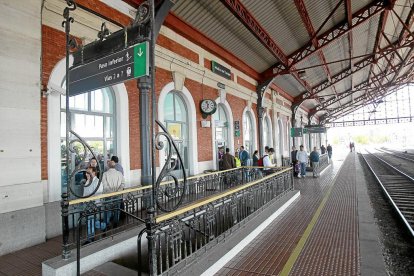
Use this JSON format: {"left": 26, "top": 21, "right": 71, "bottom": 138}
{"left": 214, "top": 150, "right": 385, "bottom": 276}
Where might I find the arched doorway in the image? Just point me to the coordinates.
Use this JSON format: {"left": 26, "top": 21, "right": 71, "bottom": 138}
{"left": 163, "top": 91, "right": 189, "bottom": 178}
{"left": 158, "top": 82, "right": 198, "bottom": 176}
{"left": 243, "top": 109, "right": 256, "bottom": 159}
{"left": 263, "top": 115, "right": 272, "bottom": 150}
{"left": 213, "top": 104, "right": 229, "bottom": 169}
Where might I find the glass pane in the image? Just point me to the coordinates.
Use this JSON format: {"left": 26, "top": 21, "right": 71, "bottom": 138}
{"left": 164, "top": 93, "right": 174, "bottom": 120}
{"left": 216, "top": 127, "right": 224, "bottom": 141}
{"left": 106, "top": 140, "right": 114, "bottom": 160}
{"left": 91, "top": 89, "right": 103, "bottom": 112}
{"left": 105, "top": 116, "right": 114, "bottom": 138}
{"left": 72, "top": 114, "right": 103, "bottom": 138}
{"left": 69, "top": 93, "right": 88, "bottom": 111}
{"left": 174, "top": 94, "right": 187, "bottom": 122}
{"left": 87, "top": 140, "right": 104, "bottom": 158}
{"left": 244, "top": 112, "right": 252, "bottom": 141}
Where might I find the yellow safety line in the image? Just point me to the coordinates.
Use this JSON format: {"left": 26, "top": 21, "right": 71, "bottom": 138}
{"left": 279, "top": 158, "right": 345, "bottom": 276}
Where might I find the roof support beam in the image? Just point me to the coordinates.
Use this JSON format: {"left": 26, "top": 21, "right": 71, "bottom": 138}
{"left": 219, "top": 0, "right": 288, "bottom": 66}
{"left": 295, "top": 38, "right": 414, "bottom": 104}
{"left": 345, "top": 0, "right": 354, "bottom": 101}
{"left": 294, "top": 0, "right": 341, "bottom": 108}
{"left": 311, "top": 58, "right": 414, "bottom": 116}
{"left": 261, "top": 0, "right": 387, "bottom": 81}
{"left": 219, "top": 0, "right": 314, "bottom": 98}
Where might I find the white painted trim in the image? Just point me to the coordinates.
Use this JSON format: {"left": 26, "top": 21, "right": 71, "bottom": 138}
{"left": 112, "top": 84, "right": 131, "bottom": 184}
{"left": 211, "top": 99, "right": 235, "bottom": 170}
{"left": 47, "top": 58, "right": 130, "bottom": 202}
{"left": 242, "top": 106, "right": 258, "bottom": 152}
{"left": 201, "top": 191, "right": 301, "bottom": 276}
{"left": 158, "top": 82, "right": 199, "bottom": 175}
{"left": 277, "top": 117, "right": 284, "bottom": 157}
{"left": 263, "top": 113, "right": 273, "bottom": 150}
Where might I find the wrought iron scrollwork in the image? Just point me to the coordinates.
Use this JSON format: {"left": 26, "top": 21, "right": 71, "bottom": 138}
{"left": 134, "top": 1, "right": 151, "bottom": 25}
{"left": 67, "top": 130, "right": 103, "bottom": 198}
{"left": 154, "top": 120, "right": 187, "bottom": 212}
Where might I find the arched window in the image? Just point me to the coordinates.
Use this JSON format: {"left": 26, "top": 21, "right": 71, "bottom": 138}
{"left": 243, "top": 111, "right": 254, "bottom": 156}
{"left": 263, "top": 116, "right": 272, "bottom": 150}
{"left": 60, "top": 88, "right": 116, "bottom": 190}
{"left": 163, "top": 91, "right": 189, "bottom": 175}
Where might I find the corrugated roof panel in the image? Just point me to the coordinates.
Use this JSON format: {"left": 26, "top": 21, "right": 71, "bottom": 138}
{"left": 304, "top": 0, "right": 346, "bottom": 36}
{"left": 380, "top": 2, "right": 410, "bottom": 48}
{"left": 353, "top": 14, "right": 380, "bottom": 58}
{"left": 353, "top": 67, "right": 370, "bottom": 85}
{"left": 322, "top": 35, "right": 349, "bottom": 76}
{"left": 241, "top": 0, "right": 310, "bottom": 55}
{"left": 352, "top": 0, "right": 373, "bottom": 14}
{"left": 295, "top": 54, "right": 327, "bottom": 86}
{"left": 274, "top": 75, "right": 306, "bottom": 97}
{"left": 172, "top": 0, "right": 276, "bottom": 72}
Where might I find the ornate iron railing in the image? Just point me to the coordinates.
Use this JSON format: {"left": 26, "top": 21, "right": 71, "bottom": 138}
{"left": 138, "top": 167, "right": 293, "bottom": 275}
{"left": 64, "top": 166, "right": 281, "bottom": 252}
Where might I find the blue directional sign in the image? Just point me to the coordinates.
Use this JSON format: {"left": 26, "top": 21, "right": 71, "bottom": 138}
{"left": 69, "top": 42, "right": 148, "bottom": 96}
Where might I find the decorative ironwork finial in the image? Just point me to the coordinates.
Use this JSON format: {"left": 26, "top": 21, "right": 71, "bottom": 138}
{"left": 98, "top": 22, "right": 110, "bottom": 41}
{"left": 134, "top": 1, "right": 151, "bottom": 25}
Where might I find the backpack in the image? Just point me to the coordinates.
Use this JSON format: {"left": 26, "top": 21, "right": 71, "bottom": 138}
{"left": 258, "top": 155, "right": 268, "bottom": 167}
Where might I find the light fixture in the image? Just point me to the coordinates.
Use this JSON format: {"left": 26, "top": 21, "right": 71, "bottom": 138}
{"left": 298, "top": 70, "right": 307, "bottom": 79}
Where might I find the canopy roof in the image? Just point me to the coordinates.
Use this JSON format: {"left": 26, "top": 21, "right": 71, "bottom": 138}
{"left": 123, "top": 0, "right": 414, "bottom": 123}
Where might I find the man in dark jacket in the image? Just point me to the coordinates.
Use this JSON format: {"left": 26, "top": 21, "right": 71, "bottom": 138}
{"left": 222, "top": 148, "right": 236, "bottom": 170}
{"left": 291, "top": 146, "right": 298, "bottom": 177}
{"left": 310, "top": 147, "right": 320, "bottom": 177}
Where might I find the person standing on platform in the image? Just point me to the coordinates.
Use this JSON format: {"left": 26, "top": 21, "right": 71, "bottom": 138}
{"left": 111, "top": 156, "right": 124, "bottom": 176}
{"left": 252, "top": 150, "right": 259, "bottom": 166}
{"left": 310, "top": 147, "right": 320, "bottom": 177}
{"left": 327, "top": 144, "right": 333, "bottom": 161}
{"left": 296, "top": 145, "right": 308, "bottom": 178}
{"left": 349, "top": 142, "right": 353, "bottom": 152}
{"left": 291, "top": 146, "right": 299, "bottom": 177}
{"left": 99, "top": 161, "right": 125, "bottom": 229}
{"left": 239, "top": 146, "right": 250, "bottom": 166}
{"left": 222, "top": 148, "right": 236, "bottom": 170}
{"left": 320, "top": 145, "right": 326, "bottom": 155}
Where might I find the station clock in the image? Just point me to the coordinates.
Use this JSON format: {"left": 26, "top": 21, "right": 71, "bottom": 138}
{"left": 200, "top": 99, "right": 217, "bottom": 118}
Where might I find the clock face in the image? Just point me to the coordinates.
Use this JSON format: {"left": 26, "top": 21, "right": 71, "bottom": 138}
{"left": 200, "top": 99, "right": 217, "bottom": 115}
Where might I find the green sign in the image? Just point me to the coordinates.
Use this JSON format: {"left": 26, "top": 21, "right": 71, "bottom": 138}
{"left": 211, "top": 61, "right": 231, "bottom": 80}
{"left": 69, "top": 42, "right": 149, "bottom": 96}
{"left": 235, "top": 130, "right": 240, "bottom": 137}
{"left": 291, "top": 127, "right": 303, "bottom": 137}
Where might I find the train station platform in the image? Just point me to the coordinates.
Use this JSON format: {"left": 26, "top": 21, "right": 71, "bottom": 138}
{"left": 0, "top": 150, "right": 386, "bottom": 276}
{"left": 184, "top": 150, "right": 387, "bottom": 276}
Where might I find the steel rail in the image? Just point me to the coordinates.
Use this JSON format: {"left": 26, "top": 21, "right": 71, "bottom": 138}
{"left": 376, "top": 147, "right": 414, "bottom": 163}
{"left": 361, "top": 149, "right": 414, "bottom": 237}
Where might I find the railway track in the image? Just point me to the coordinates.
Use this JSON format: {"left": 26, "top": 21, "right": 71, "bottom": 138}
{"left": 377, "top": 147, "right": 414, "bottom": 163}
{"left": 361, "top": 149, "right": 414, "bottom": 237}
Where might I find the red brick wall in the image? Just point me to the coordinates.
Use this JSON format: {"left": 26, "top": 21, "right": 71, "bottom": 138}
{"left": 237, "top": 77, "right": 256, "bottom": 92}
{"left": 184, "top": 79, "right": 218, "bottom": 162}
{"left": 157, "top": 34, "right": 199, "bottom": 64}
{"left": 76, "top": 0, "right": 132, "bottom": 26}
{"left": 41, "top": 25, "right": 67, "bottom": 180}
